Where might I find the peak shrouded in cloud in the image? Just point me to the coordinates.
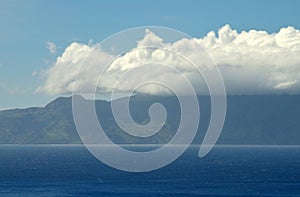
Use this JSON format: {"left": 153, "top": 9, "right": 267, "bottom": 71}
{"left": 38, "top": 25, "right": 300, "bottom": 96}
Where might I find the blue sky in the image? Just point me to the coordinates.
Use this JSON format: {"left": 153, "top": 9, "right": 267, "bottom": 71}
{"left": 0, "top": 0, "right": 300, "bottom": 109}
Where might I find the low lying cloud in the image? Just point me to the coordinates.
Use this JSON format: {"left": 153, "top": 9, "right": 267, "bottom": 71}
{"left": 38, "top": 25, "right": 300, "bottom": 95}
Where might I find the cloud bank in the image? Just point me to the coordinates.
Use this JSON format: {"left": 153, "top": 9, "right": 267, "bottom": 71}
{"left": 38, "top": 25, "right": 300, "bottom": 95}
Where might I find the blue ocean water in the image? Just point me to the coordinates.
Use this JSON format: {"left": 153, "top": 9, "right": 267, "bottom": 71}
{"left": 0, "top": 145, "right": 300, "bottom": 196}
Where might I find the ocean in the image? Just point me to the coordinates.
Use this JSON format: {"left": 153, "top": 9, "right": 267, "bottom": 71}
{"left": 0, "top": 145, "right": 300, "bottom": 196}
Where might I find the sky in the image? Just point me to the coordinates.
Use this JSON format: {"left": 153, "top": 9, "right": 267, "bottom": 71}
{"left": 1, "top": 0, "right": 300, "bottom": 109}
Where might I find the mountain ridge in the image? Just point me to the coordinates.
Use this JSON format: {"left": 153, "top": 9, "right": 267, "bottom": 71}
{"left": 0, "top": 95, "right": 300, "bottom": 145}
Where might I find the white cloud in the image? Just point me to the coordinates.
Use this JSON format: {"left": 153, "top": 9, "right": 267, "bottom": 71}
{"left": 38, "top": 25, "right": 300, "bottom": 96}
{"left": 195, "top": 25, "right": 300, "bottom": 94}
{"left": 32, "top": 70, "right": 38, "bottom": 77}
{"left": 46, "top": 41, "right": 57, "bottom": 54}
{"left": 37, "top": 42, "right": 115, "bottom": 95}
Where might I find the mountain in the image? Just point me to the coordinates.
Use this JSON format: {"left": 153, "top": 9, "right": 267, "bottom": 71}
{"left": 0, "top": 95, "right": 300, "bottom": 145}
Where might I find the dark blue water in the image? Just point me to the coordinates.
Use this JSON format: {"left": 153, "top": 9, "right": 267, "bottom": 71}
{"left": 0, "top": 145, "right": 300, "bottom": 196}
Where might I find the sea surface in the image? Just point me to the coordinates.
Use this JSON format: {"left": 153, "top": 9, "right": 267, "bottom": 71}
{"left": 0, "top": 145, "right": 300, "bottom": 196}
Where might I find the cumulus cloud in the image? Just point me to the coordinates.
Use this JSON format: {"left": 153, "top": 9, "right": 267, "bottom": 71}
{"left": 46, "top": 41, "right": 57, "bottom": 54}
{"left": 196, "top": 25, "right": 300, "bottom": 94}
{"left": 37, "top": 42, "right": 115, "bottom": 95}
{"left": 38, "top": 25, "right": 300, "bottom": 96}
